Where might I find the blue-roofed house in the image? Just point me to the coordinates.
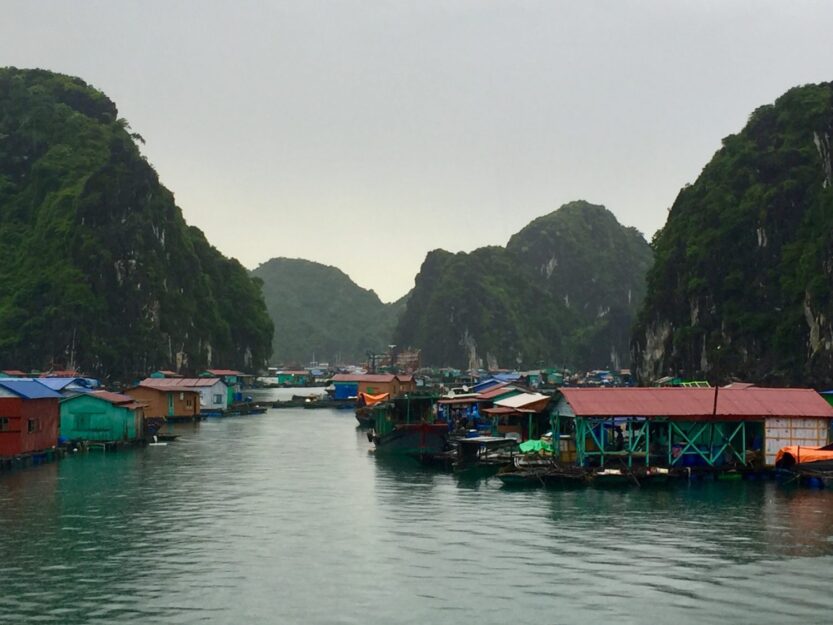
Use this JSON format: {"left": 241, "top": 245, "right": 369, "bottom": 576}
{"left": 471, "top": 378, "right": 504, "bottom": 393}
{"left": 0, "top": 379, "right": 62, "bottom": 458}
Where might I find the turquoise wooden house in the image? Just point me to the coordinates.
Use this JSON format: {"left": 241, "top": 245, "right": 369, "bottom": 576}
{"left": 60, "top": 391, "right": 147, "bottom": 443}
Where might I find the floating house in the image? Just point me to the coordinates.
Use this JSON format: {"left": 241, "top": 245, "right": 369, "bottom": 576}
{"left": 0, "top": 379, "right": 62, "bottom": 459}
{"left": 274, "top": 370, "right": 312, "bottom": 386}
{"left": 484, "top": 392, "right": 552, "bottom": 440}
{"left": 126, "top": 383, "right": 201, "bottom": 421}
{"left": 149, "top": 370, "right": 183, "bottom": 379}
{"left": 39, "top": 370, "right": 82, "bottom": 378}
{"left": 330, "top": 374, "right": 415, "bottom": 400}
{"left": 437, "top": 384, "right": 538, "bottom": 436}
{"left": 135, "top": 377, "right": 229, "bottom": 414}
{"left": 200, "top": 369, "right": 255, "bottom": 404}
{"left": 0, "top": 369, "right": 27, "bottom": 378}
{"left": 60, "top": 391, "right": 147, "bottom": 443}
{"left": 554, "top": 387, "right": 833, "bottom": 469}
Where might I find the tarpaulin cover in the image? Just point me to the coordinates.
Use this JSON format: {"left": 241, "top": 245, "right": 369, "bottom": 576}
{"left": 775, "top": 446, "right": 833, "bottom": 467}
{"left": 359, "top": 392, "right": 389, "bottom": 406}
{"left": 519, "top": 439, "right": 553, "bottom": 454}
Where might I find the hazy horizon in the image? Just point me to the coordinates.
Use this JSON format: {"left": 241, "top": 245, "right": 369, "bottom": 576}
{"left": 3, "top": 1, "right": 833, "bottom": 301}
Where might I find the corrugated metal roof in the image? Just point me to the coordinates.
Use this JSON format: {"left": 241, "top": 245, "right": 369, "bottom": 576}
{"left": 154, "top": 370, "right": 182, "bottom": 377}
{"left": 89, "top": 390, "right": 137, "bottom": 405}
{"left": 203, "top": 369, "right": 246, "bottom": 376}
{"left": 331, "top": 374, "right": 413, "bottom": 384}
{"left": 471, "top": 378, "right": 503, "bottom": 392}
{"left": 0, "top": 370, "right": 27, "bottom": 376}
{"left": 40, "top": 370, "right": 80, "bottom": 378}
{"left": 559, "top": 387, "right": 833, "bottom": 419}
{"left": 477, "top": 384, "right": 518, "bottom": 400}
{"left": 37, "top": 377, "right": 88, "bottom": 391}
{"left": 0, "top": 379, "right": 63, "bottom": 400}
{"left": 438, "top": 397, "right": 479, "bottom": 405}
{"left": 482, "top": 406, "right": 519, "bottom": 415}
{"left": 495, "top": 392, "right": 551, "bottom": 409}
{"left": 139, "top": 377, "right": 222, "bottom": 389}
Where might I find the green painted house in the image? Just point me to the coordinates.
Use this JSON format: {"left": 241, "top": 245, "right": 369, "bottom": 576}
{"left": 60, "top": 391, "right": 146, "bottom": 443}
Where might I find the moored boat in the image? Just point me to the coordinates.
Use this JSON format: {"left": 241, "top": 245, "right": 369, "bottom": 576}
{"left": 452, "top": 436, "right": 518, "bottom": 479}
{"left": 371, "top": 422, "right": 449, "bottom": 457}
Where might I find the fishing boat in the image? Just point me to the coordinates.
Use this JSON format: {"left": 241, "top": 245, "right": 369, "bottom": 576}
{"left": 355, "top": 392, "right": 390, "bottom": 427}
{"left": 496, "top": 467, "right": 547, "bottom": 487}
{"left": 775, "top": 444, "right": 833, "bottom": 487}
{"left": 371, "top": 422, "right": 449, "bottom": 458}
{"left": 540, "top": 465, "right": 590, "bottom": 488}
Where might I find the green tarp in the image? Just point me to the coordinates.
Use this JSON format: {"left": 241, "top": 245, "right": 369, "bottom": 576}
{"left": 518, "top": 439, "right": 553, "bottom": 454}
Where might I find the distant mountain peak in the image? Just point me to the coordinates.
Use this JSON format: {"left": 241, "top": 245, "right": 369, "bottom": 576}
{"left": 251, "top": 257, "right": 407, "bottom": 364}
{"left": 395, "top": 200, "right": 652, "bottom": 369}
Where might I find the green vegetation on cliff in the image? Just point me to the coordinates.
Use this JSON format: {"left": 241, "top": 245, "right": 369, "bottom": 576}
{"left": 395, "top": 201, "right": 652, "bottom": 369}
{"left": 633, "top": 82, "right": 833, "bottom": 386}
{"left": 252, "top": 257, "right": 406, "bottom": 365}
{"left": 0, "top": 68, "right": 273, "bottom": 379}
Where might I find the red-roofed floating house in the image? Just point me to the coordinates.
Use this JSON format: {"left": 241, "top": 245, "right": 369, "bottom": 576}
{"left": 554, "top": 387, "right": 833, "bottom": 469}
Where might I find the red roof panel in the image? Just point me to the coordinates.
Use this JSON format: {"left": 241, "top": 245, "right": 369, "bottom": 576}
{"left": 139, "top": 377, "right": 221, "bottom": 389}
{"left": 89, "top": 390, "right": 137, "bottom": 405}
{"left": 477, "top": 384, "right": 517, "bottom": 400}
{"left": 559, "top": 387, "right": 833, "bottom": 419}
{"left": 332, "top": 374, "right": 413, "bottom": 384}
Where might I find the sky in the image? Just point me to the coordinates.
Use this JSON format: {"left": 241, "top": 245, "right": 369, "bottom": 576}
{"left": 2, "top": 1, "right": 833, "bottom": 301}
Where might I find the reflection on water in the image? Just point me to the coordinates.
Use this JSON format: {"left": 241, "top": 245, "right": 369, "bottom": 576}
{"left": 2, "top": 409, "right": 833, "bottom": 624}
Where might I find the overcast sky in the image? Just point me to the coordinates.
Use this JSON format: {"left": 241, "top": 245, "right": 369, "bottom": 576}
{"left": 3, "top": 1, "right": 832, "bottom": 301}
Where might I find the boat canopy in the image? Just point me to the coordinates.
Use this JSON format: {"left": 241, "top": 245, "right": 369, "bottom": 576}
{"left": 358, "top": 392, "right": 389, "bottom": 406}
{"left": 775, "top": 445, "right": 833, "bottom": 467}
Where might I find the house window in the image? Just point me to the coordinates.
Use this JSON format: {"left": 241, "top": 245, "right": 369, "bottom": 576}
{"left": 0, "top": 417, "right": 8, "bottom": 432}
{"left": 186, "top": 398, "right": 193, "bottom": 407}
{"left": 213, "top": 394, "right": 223, "bottom": 404}
{"left": 28, "top": 419, "right": 39, "bottom": 433}
{"left": 76, "top": 414, "right": 91, "bottom": 430}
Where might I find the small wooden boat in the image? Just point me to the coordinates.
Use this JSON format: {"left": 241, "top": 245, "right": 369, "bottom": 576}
{"left": 540, "top": 467, "right": 590, "bottom": 488}
{"left": 496, "top": 468, "right": 547, "bottom": 487}
{"left": 453, "top": 436, "right": 518, "bottom": 479}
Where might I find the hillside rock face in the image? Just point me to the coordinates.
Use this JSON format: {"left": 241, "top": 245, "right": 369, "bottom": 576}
{"left": 395, "top": 201, "right": 652, "bottom": 369}
{"left": 632, "top": 83, "right": 833, "bottom": 386}
{"left": 0, "top": 68, "right": 273, "bottom": 379}
{"left": 251, "top": 257, "right": 406, "bottom": 365}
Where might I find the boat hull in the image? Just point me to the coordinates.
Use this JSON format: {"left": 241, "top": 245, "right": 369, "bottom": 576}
{"left": 373, "top": 423, "right": 448, "bottom": 456}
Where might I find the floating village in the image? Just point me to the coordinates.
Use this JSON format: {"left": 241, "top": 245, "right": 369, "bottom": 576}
{"left": 2, "top": 359, "right": 833, "bottom": 491}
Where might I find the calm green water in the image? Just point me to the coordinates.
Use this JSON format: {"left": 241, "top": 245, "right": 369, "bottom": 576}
{"left": 2, "top": 403, "right": 833, "bottom": 624}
